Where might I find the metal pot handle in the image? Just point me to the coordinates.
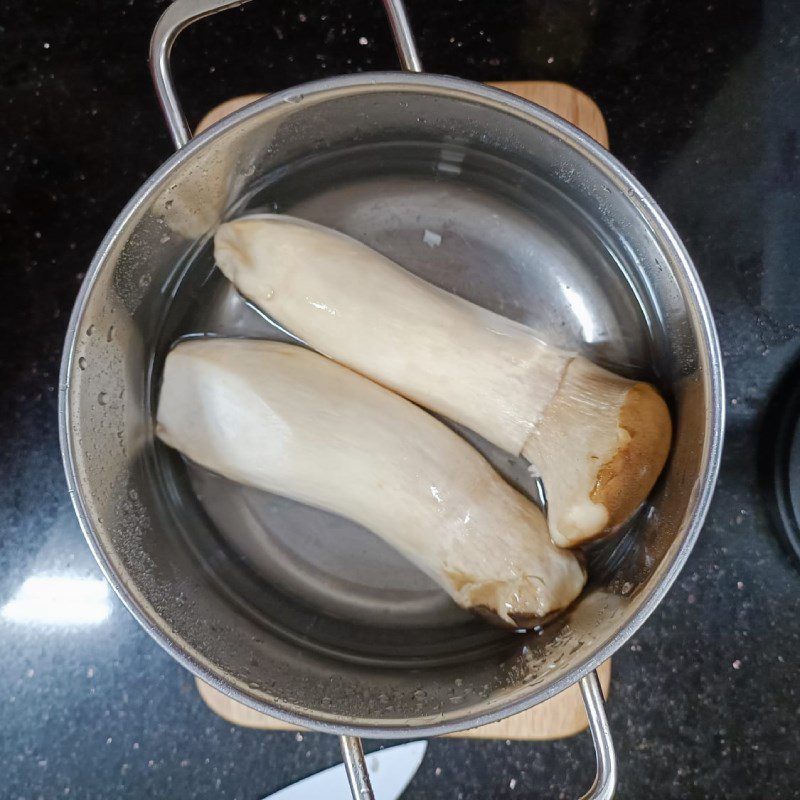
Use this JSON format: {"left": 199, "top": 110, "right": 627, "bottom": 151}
{"left": 149, "top": 0, "right": 422, "bottom": 150}
{"left": 341, "top": 670, "right": 616, "bottom": 800}
{"left": 578, "top": 669, "right": 618, "bottom": 799}
{"left": 149, "top": 4, "right": 616, "bottom": 799}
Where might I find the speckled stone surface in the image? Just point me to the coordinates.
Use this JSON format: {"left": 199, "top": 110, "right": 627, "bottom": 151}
{"left": 2, "top": 1, "right": 799, "bottom": 798}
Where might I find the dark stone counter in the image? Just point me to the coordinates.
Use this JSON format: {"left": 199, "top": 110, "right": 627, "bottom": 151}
{"left": 2, "top": 1, "right": 798, "bottom": 797}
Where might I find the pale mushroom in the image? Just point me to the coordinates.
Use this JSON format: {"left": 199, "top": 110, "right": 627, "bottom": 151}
{"left": 214, "top": 215, "right": 672, "bottom": 547}
{"left": 156, "top": 339, "right": 586, "bottom": 627}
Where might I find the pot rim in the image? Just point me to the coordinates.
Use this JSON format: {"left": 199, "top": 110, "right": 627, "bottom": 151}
{"left": 59, "top": 71, "right": 725, "bottom": 738}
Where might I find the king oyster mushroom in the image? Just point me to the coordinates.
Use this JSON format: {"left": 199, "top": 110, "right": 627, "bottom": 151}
{"left": 214, "top": 215, "right": 672, "bottom": 548}
{"left": 156, "top": 338, "right": 586, "bottom": 627}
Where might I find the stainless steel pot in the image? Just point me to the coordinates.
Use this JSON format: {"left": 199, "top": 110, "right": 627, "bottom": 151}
{"left": 59, "top": 1, "right": 724, "bottom": 797}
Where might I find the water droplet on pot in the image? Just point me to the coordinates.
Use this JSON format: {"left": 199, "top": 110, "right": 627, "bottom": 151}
{"left": 106, "top": 325, "right": 115, "bottom": 342}
{"left": 243, "top": 164, "right": 256, "bottom": 177}
{"left": 86, "top": 324, "right": 95, "bottom": 336}
{"left": 78, "top": 357, "right": 87, "bottom": 370}
{"left": 263, "top": 286, "right": 274, "bottom": 300}
{"left": 98, "top": 391, "right": 108, "bottom": 406}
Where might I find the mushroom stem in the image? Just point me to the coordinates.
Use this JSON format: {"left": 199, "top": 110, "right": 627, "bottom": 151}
{"left": 156, "top": 339, "right": 586, "bottom": 626}
{"left": 214, "top": 215, "right": 672, "bottom": 547}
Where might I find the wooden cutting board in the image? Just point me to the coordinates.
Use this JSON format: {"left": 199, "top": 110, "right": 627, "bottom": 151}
{"left": 195, "top": 81, "right": 609, "bottom": 148}
{"left": 197, "top": 660, "right": 610, "bottom": 740}
{"left": 194, "top": 81, "right": 611, "bottom": 740}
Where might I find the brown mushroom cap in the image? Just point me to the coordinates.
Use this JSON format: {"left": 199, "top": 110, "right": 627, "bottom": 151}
{"left": 590, "top": 382, "right": 672, "bottom": 530}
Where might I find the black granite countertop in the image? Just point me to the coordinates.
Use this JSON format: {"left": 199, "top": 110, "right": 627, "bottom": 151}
{"left": 2, "top": 1, "right": 799, "bottom": 798}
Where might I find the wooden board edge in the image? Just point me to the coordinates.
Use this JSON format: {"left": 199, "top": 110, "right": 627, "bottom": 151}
{"left": 195, "top": 82, "right": 608, "bottom": 148}
{"left": 195, "top": 660, "right": 611, "bottom": 741}
{"left": 489, "top": 80, "right": 609, "bottom": 148}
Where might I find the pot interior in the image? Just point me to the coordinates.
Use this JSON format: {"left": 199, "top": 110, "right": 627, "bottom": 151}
{"left": 63, "top": 75, "right": 720, "bottom": 734}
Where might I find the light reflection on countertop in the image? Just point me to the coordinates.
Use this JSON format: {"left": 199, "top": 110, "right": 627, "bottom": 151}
{"left": 2, "top": 575, "right": 112, "bottom": 626}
